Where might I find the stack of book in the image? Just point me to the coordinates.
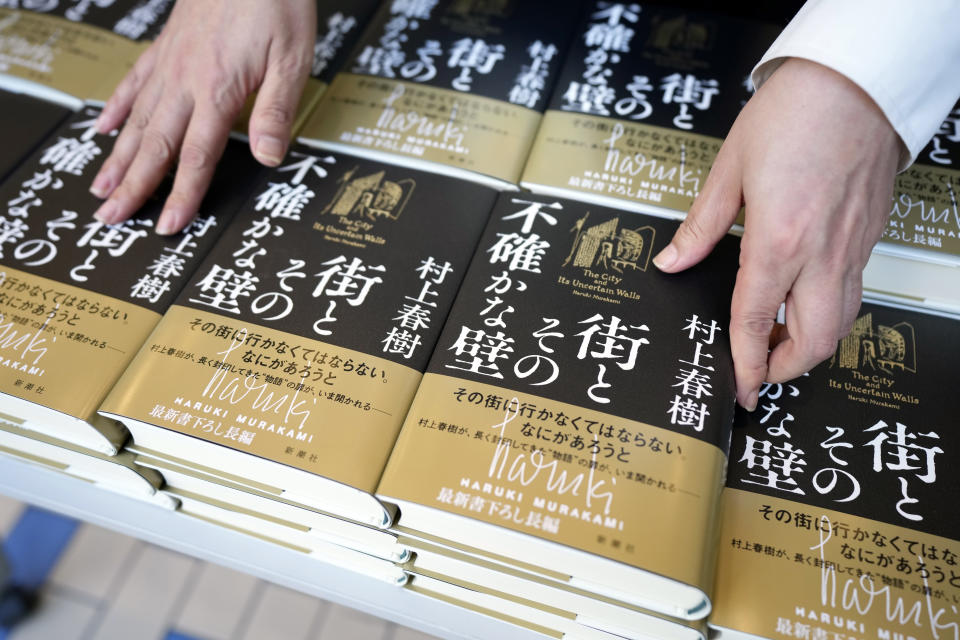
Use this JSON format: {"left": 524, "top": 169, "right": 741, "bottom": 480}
{"left": 0, "top": 104, "right": 262, "bottom": 504}
{"left": 299, "top": 0, "right": 584, "bottom": 189}
{"left": 97, "top": 143, "right": 499, "bottom": 584}
{"left": 0, "top": 3, "right": 956, "bottom": 640}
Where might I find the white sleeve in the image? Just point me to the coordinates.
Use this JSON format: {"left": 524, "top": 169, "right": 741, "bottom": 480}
{"left": 751, "top": 0, "right": 960, "bottom": 170}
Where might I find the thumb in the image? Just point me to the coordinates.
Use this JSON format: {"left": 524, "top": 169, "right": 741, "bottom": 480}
{"left": 653, "top": 148, "right": 743, "bottom": 273}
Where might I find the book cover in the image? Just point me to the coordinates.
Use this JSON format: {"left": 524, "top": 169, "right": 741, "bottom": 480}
{"left": 711, "top": 302, "right": 960, "bottom": 640}
{"left": 377, "top": 191, "right": 740, "bottom": 619}
{"left": 520, "top": 2, "right": 780, "bottom": 217}
{"left": 0, "top": 105, "right": 261, "bottom": 453}
{"left": 99, "top": 145, "right": 499, "bottom": 527}
{"left": 0, "top": 7, "right": 145, "bottom": 105}
{"left": 107, "top": 0, "right": 174, "bottom": 41}
{"left": 0, "top": 0, "right": 150, "bottom": 32}
{"left": 299, "top": 0, "right": 584, "bottom": 188}
{"left": 0, "top": 87, "right": 70, "bottom": 183}
{"left": 880, "top": 99, "right": 960, "bottom": 262}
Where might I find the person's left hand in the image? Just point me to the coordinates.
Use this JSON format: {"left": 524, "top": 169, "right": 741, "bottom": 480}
{"left": 89, "top": 0, "right": 317, "bottom": 234}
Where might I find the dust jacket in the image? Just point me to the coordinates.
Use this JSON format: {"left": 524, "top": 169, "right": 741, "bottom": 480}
{"left": 299, "top": 0, "right": 584, "bottom": 188}
{"left": 0, "top": 105, "right": 261, "bottom": 454}
{"left": 0, "top": 87, "right": 70, "bottom": 183}
{"left": 99, "top": 144, "right": 499, "bottom": 528}
{"left": 520, "top": 2, "right": 780, "bottom": 218}
{"left": 711, "top": 301, "right": 960, "bottom": 640}
{"left": 880, "top": 99, "right": 960, "bottom": 263}
{"left": 377, "top": 191, "right": 741, "bottom": 620}
{"left": 0, "top": 7, "right": 145, "bottom": 105}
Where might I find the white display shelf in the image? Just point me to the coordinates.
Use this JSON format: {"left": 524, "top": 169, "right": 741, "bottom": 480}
{"left": 0, "top": 455, "right": 546, "bottom": 640}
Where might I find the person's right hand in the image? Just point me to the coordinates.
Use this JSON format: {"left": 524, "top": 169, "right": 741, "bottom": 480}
{"left": 653, "top": 58, "right": 901, "bottom": 411}
{"left": 89, "top": 0, "right": 317, "bottom": 234}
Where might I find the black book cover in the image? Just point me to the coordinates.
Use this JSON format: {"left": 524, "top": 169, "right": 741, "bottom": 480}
{"left": 883, "top": 99, "right": 960, "bottom": 259}
{"left": 714, "top": 302, "right": 960, "bottom": 639}
{"left": 0, "top": 89, "right": 71, "bottom": 184}
{"left": 522, "top": 2, "right": 781, "bottom": 214}
{"left": 100, "top": 144, "right": 499, "bottom": 496}
{"left": 0, "top": 105, "right": 262, "bottom": 423}
{"left": 381, "top": 193, "right": 741, "bottom": 592}
{"left": 301, "top": 0, "right": 585, "bottom": 186}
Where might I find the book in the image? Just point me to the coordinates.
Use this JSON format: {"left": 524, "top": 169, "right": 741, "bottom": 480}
{"left": 163, "top": 482, "right": 411, "bottom": 586}
{"left": 1, "top": 0, "right": 172, "bottom": 39}
{"left": 0, "top": 105, "right": 261, "bottom": 454}
{"left": 0, "top": 87, "right": 70, "bottom": 183}
{"left": 519, "top": 2, "right": 780, "bottom": 218}
{"left": 232, "top": 0, "right": 381, "bottom": 138}
{"left": 107, "top": 0, "right": 174, "bottom": 41}
{"left": 407, "top": 571, "right": 673, "bottom": 640}
{"left": 130, "top": 444, "right": 411, "bottom": 562}
{"left": 0, "top": 415, "right": 176, "bottom": 510}
{"left": 860, "top": 101, "right": 960, "bottom": 316}
{"left": 397, "top": 530, "right": 705, "bottom": 640}
{"left": 709, "top": 301, "right": 960, "bottom": 640}
{"left": 376, "top": 191, "right": 741, "bottom": 621}
{"left": 0, "top": 7, "right": 146, "bottom": 106}
{"left": 99, "top": 145, "right": 499, "bottom": 528}
{"left": 298, "top": 0, "right": 584, "bottom": 189}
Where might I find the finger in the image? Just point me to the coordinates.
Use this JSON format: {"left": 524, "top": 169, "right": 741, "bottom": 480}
{"left": 838, "top": 267, "right": 863, "bottom": 338}
{"left": 766, "top": 269, "right": 846, "bottom": 384}
{"left": 94, "top": 95, "right": 193, "bottom": 226}
{"left": 90, "top": 79, "right": 164, "bottom": 200}
{"left": 729, "top": 256, "right": 792, "bottom": 411}
{"left": 653, "top": 142, "right": 744, "bottom": 273}
{"left": 155, "top": 105, "right": 234, "bottom": 235}
{"left": 248, "top": 49, "right": 311, "bottom": 166}
{"left": 95, "top": 40, "right": 162, "bottom": 135}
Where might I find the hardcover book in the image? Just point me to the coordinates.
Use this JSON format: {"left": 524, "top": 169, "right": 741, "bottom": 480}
{"left": 398, "top": 530, "right": 705, "bottom": 640}
{"left": 710, "top": 301, "right": 960, "bottom": 640}
{"left": 519, "top": 2, "right": 780, "bottom": 218}
{"left": 162, "top": 481, "right": 410, "bottom": 586}
{"left": 0, "top": 106, "right": 261, "bottom": 454}
{"left": 407, "top": 571, "right": 666, "bottom": 640}
{"left": 376, "top": 191, "right": 741, "bottom": 622}
{"left": 0, "top": 87, "right": 70, "bottom": 183}
{"left": 130, "top": 445, "right": 411, "bottom": 562}
{"left": 0, "top": 0, "right": 171, "bottom": 39}
{"left": 0, "top": 417, "right": 176, "bottom": 510}
{"left": 298, "top": 0, "right": 584, "bottom": 189}
{"left": 0, "top": 7, "right": 145, "bottom": 106}
{"left": 99, "top": 145, "right": 499, "bottom": 528}
{"left": 861, "top": 100, "right": 960, "bottom": 316}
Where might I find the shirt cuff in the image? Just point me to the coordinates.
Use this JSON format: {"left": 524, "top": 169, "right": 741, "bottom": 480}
{"left": 751, "top": 0, "right": 960, "bottom": 171}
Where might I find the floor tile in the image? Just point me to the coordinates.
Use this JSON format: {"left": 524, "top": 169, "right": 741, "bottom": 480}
{"left": 49, "top": 524, "right": 139, "bottom": 599}
{"left": 174, "top": 562, "right": 260, "bottom": 640}
{"left": 87, "top": 545, "right": 196, "bottom": 640}
{"left": 6, "top": 591, "right": 97, "bottom": 640}
{"left": 314, "top": 603, "right": 391, "bottom": 640}
{"left": 240, "top": 583, "right": 324, "bottom": 640}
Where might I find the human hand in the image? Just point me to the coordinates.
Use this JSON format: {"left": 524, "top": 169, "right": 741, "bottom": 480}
{"left": 89, "top": 0, "right": 317, "bottom": 234}
{"left": 653, "top": 58, "right": 901, "bottom": 411}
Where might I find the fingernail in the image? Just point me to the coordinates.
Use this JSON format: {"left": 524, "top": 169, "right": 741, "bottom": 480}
{"left": 652, "top": 244, "right": 677, "bottom": 271}
{"left": 255, "top": 135, "right": 285, "bottom": 166}
{"left": 155, "top": 210, "right": 182, "bottom": 235}
{"left": 744, "top": 390, "right": 759, "bottom": 412}
{"left": 93, "top": 200, "right": 117, "bottom": 224}
{"left": 89, "top": 172, "right": 111, "bottom": 198}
